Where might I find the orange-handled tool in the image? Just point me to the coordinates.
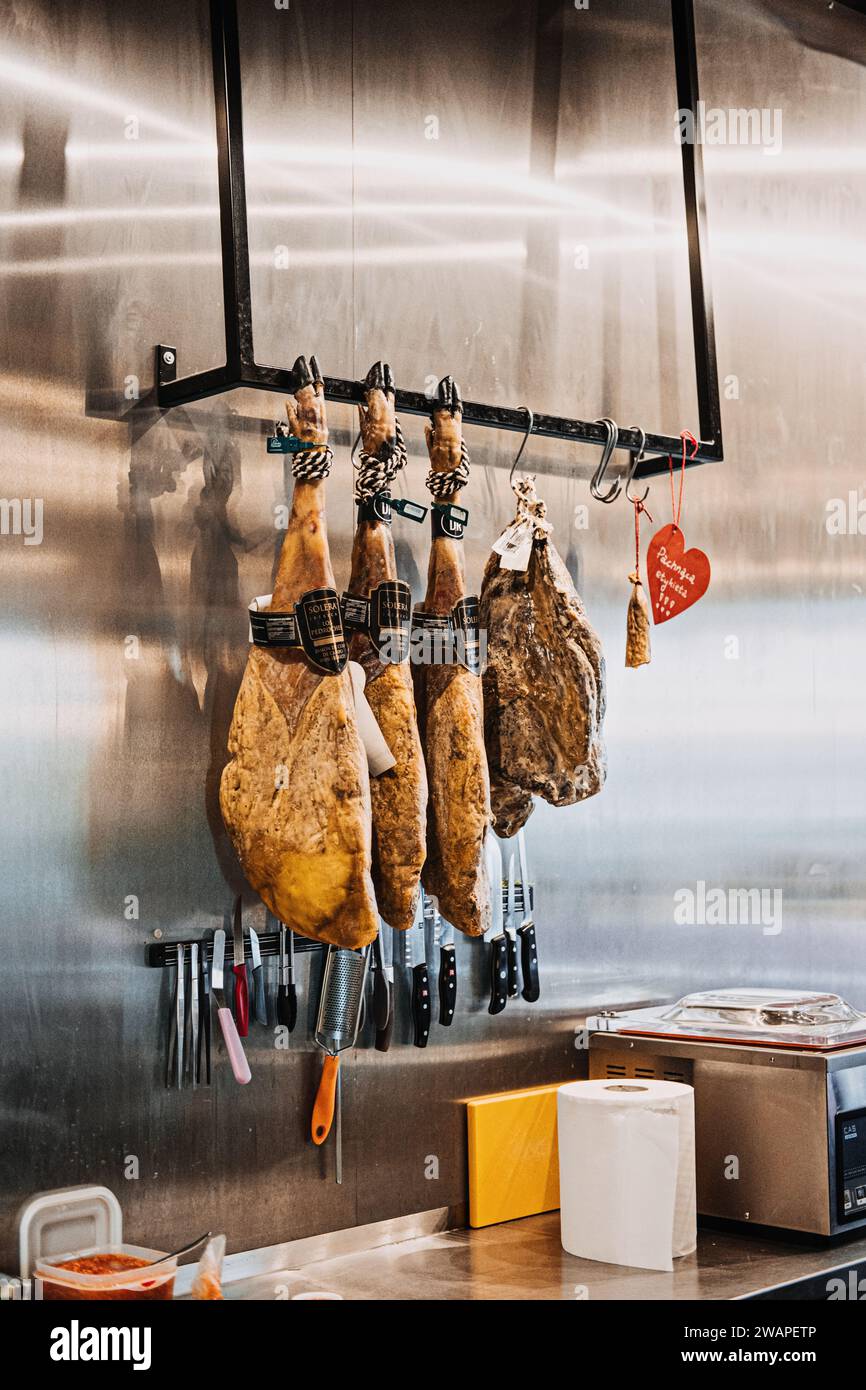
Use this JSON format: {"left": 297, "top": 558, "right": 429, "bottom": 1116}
{"left": 311, "top": 946, "right": 369, "bottom": 1184}
{"left": 312, "top": 1054, "right": 340, "bottom": 1145}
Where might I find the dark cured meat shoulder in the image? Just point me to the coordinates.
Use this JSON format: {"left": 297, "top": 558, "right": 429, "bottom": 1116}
{"left": 480, "top": 512, "right": 606, "bottom": 838}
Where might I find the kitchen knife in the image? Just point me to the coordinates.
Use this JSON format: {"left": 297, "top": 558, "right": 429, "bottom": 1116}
{"left": 175, "top": 942, "right": 186, "bottom": 1089}
{"left": 232, "top": 896, "right": 249, "bottom": 1037}
{"left": 504, "top": 850, "right": 519, "bottom": 998}
{"left": 371, "top": 923, "right": 393, "bottom": 1052}
{"left": 249, "top": 926, "right": 267, "bottom": 1025}
{"left": 485, "top": 834, "right": 508, "bottom": 1015}
{"left": 189, "top": 942, "right": 200, "bottom": 1087}
{"left": 517, "top": 829, "right": 540, "bottom": 1003}
{"left": 166, "top": 945, "right": 181, "bottom": 1089}
{"left": 373, "top": 925, "right": 395, "bottom": 1052}
{"left": 212, "top": 928, "right": 251, "bottom": 1085}
{"left": 199, "top": 933, "right": 212, "bottom": 1085}
{"left": 438, "top": 914, "right": 457, "bottom": 1026}
{"left": 276, "top": 920, "right": 298, "bottom": 1032}
{"left": 411, "top": 896, "right": 431, "bottom": 1048}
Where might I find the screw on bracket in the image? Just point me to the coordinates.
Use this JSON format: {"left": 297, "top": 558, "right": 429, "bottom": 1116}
{"left": 156, "top": 344, "right": 178, "bottom": 389}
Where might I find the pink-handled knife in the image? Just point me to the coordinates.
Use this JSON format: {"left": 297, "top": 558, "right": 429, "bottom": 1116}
{"left": 212, "top": 928, "right": 251, "bottom": 1085}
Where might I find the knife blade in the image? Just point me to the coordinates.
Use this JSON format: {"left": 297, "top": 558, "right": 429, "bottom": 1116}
{"left": 485, "top": 834, "right": 508, "bottom": 1015}
{"left": 517, "top": 829, "right": 540, "bottom": 1003}
{"left": 199, "top": 933, "right": 212, "bottom": 1085}
{"left": 505, "top": 850, "right": 519, "bottom": 998}
{"left": 374, "top": 924, "right": 395, "bottom": 1052}
{"left": 375, "top": 922, "right": 397, "bottom": 1050}
{"left": 175, "top": 942, "right": 186, "bottom": 1089}
{"left": 166, "top": 946, "right": 180, "bottom": 1089}
{"left": 411, "top": 896, "right": 431, "bottom": 1048}
{"left": 249, "top": 926, "right": 267, "bottom": 1025}
{"left": 189, "top": 942, "right": 200, "bottom": 1087}
{"left": 212, "top": 928, "right": 251, "bottom": 1085}
{"left": 232, "top": 897, "right": 249, "bottom": 1037}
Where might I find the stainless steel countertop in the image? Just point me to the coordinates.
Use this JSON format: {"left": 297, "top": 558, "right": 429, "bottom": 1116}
{"left": 218, "top": 1213, "right": 866, "bottom": 1301}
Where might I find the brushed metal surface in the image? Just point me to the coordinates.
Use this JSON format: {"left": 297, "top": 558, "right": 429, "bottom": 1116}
{"left": 2, "top": 0, "right": 866, "bottom": 1271}
{"left": 213, "top": 1211, "right": 866, "bottom": 1301}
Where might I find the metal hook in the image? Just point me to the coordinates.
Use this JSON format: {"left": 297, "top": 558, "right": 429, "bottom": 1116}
{"left": 350, "top": 430, "right": 362, "bottom": 469}
{"left": 624, "top": 427, "right": 650, "bottom": 504}
{"left": 509, "top": 407, "right": 534, "bottom": 491}
{"left": 589, "top": 418, "right": 621, "bottom": 502}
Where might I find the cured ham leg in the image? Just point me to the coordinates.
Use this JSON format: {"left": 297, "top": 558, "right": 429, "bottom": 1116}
{"left": 346, "top": 362, "right": 427, "bottom": 931}
{"left": 220, "top": 356, "right": 379, "bottom": 950}
{"left": 480, "top": 476, "right": 607, "bottom": 838}
{"left": 413, "top": 377, "right": 491, "bottom": 938}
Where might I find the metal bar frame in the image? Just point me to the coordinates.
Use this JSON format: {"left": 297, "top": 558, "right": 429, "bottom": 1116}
{"left": 156, "top": 0, "right": 723, "bottom": 479}
{"left": 146, "top": 931, "right": 322, "bottom": 968}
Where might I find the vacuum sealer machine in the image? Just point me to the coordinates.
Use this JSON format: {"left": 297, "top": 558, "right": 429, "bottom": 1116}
{"left": 588, "top": 988, "right": 866, "bottom": 1238}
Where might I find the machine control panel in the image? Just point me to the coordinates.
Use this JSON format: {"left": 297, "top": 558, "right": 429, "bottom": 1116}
{"left": 837, "top": 1109, "right": 866, "bottom": 1222}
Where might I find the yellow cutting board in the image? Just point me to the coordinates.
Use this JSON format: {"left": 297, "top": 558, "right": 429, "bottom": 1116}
{"left": 466, "top": 1083, "right": 561, "bottom": 1228}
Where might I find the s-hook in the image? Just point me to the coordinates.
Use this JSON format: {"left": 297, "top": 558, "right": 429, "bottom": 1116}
{"left": 510, "top": 407, "right": 534, "bottom": 491}
{"left": 624, "top": 427, "right": 650, "bottom": 505}
{"left": 589, "top": 418, "right": 621, "bottom": 502}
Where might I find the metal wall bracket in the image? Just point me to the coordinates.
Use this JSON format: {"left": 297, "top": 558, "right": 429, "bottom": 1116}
{"left": 155, "top": 0, "right": 724, "bottom": 480}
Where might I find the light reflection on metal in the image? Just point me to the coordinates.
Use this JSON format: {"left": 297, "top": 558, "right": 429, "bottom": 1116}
{"left": 0, "top": 240, "right": 527, "bottom": 278}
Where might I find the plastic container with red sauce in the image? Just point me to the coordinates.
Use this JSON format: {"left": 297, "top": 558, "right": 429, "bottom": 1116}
{"left": 35, "top": 1244, "right": 177, "bottom": 1301}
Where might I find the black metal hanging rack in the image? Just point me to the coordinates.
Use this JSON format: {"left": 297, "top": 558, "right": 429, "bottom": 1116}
{"left": 155, "top": 0, "right": 723, "bottom": 480}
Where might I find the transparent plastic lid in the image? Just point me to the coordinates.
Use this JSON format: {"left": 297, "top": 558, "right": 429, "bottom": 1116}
{"left": 590, "top": 988, "right": 866, "bottom": 1050}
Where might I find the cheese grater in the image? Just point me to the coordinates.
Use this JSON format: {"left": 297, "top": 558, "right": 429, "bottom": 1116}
{"left": 311, "top": 946, "right": 369, "bottom": 1184}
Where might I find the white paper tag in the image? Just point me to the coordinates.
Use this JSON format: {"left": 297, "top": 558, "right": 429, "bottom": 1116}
{"left": 492, "top": 518, "right": 534, "bottom": 572}
{"left": 248, "top": 594, "right": 274, "bottom": 644}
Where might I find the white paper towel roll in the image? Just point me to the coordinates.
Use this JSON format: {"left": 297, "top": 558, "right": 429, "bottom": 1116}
{"left": 557, "top": 1078, "right": 696, "bottom": 1272}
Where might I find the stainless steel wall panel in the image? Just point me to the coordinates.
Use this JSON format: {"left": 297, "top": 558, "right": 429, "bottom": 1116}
{"left": 1, "top": 0, "right": 866, "bottom": 1271}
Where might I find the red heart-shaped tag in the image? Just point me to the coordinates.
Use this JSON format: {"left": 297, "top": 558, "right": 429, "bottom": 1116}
{"left": 646, "top": 523, "right": 711, "bottom": 625}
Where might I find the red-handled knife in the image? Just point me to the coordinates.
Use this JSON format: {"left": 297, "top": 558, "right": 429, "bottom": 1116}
{"left": 232, "top": 897, "right": 249, "bottom": 1037}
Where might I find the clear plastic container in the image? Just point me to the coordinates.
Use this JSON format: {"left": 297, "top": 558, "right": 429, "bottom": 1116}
{"left": 35, "top": 1244, "right": 176, "bottom": 1301}
{"left": 590, "top": 988, "right": 866, "bottom": 1051}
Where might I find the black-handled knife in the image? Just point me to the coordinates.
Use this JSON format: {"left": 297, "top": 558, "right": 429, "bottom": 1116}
{"left": 519, "top": 922, "right": 540, "bottom": 1002}
{"left": 437, "top": 911, "right": 457, "bottom": 1026}
{"left": 410, "top": 899, "right": 431, "bottom": 1047}
{"left": 277, "top": 922, "right": 297, "bottom": 1032}
{"left": 517, "top": 830, "right": 540, "bottom": 1003}
{"left": 488, "top": 935, "right": 508, "bottom": 1015}
{"left": 412, "top": 963, "right": 431, "bottom": 1047}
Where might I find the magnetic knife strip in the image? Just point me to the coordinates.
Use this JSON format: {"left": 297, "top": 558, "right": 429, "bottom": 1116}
{"left": 146, "top": 932, "right": 324, "bottom": 968}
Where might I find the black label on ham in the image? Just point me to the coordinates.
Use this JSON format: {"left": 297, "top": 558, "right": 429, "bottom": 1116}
{"left": 342, "top": 582, "right": 412, "bottom": 665}
{"left": 295, "top": 588, "right": 348, "bottom": 675}
{"left": 250, "top": 608, "right": 299, "bottom": 648}
{"left": 412, "top": 597, "right": 483, "bottom": 675}
{"left": 251, "top": 588, "right": 348, "bottom": 675}
{"left": 370, "top": 581, "right": 412, "bottom": 664}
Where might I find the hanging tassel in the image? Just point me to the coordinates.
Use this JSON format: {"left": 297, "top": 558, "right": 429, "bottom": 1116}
{"left": 626, "top": 498, "right": 652, "bottom": 669}
{"left": 626, "top": 571, "right": 651, "bottom": 668}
